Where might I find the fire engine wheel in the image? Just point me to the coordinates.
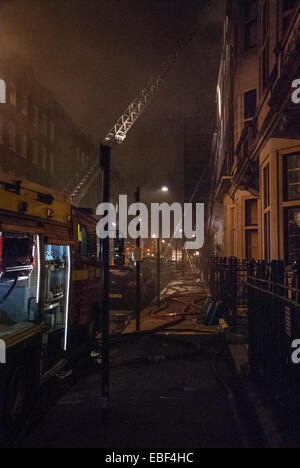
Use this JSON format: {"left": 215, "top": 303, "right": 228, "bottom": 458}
{"left": 5, "top": 364, "right": 28, "bottom": 427}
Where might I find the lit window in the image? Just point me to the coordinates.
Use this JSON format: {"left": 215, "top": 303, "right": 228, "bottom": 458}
{"left": 49, "top": 153, "right": 54, "bottom": 175}
{"left": 41, "top": 146, "right": 47, "bottom": 169}
{"left": 33, "top": 105, "right": 38, "bottom": 128}
{"left": 284, "top": 152, "right": 300, "bottom": 201}
{"left": 0, "top": 115, "right": 3, "bottom": 144}
{"left": 32, "top": 140, "right": 38, "bottom": 164}
{"left": 245, "top": 199, "right": 258, "bottom": 226}
{"left": 0, "top": 79, "right": 6, "bottom": 104}
{"left": 21, "top": 133, "right": 27, "bottom": 159}
{"left": 246, "top": 230, "right": 259, "bottom": 259}
{"left": 21, "top": 95, "right": 28, "bottom": 116}
{"left": 286, "top": 207, "right": 300, "bottom": 263}
{"left": 8, "top": 122, "right": 16, "bottom": 151}
{"left": 9, "top": 83, "right": 16, "bottom": 106}
{"left": 41, "top": 114, "right": 47, "bottom": 136}
{"left": 245, "top": 199, "right": 258, "bottom": 260}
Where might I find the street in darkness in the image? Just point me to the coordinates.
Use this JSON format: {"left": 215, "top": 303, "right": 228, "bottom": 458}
{"left": 0, "top": 0, "right": 300, "bottom": 452}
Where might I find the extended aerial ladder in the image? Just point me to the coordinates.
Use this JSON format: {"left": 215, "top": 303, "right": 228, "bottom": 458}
{"left": 65, "top": 28, "right": 197, "bottom": 206}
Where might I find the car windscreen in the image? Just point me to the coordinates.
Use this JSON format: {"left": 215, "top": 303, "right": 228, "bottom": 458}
{"left": 110, "top": 269, "right": 134, "bottom": 279}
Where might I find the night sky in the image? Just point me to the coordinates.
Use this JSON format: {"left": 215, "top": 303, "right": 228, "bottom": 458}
{"left": 0, "top": 0, "right": 224, "bottom": 204}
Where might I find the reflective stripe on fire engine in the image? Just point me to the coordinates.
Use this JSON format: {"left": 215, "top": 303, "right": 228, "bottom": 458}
{"left": 72, "top": 269, "right": 89, "bottom": 281}
{"left": 72, "top": 268, "right": 101, "bottom": 281}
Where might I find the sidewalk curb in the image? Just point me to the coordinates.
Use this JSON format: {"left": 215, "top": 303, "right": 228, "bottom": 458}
{"left": 229, "top": 343, "right": 285, "bottom": 448}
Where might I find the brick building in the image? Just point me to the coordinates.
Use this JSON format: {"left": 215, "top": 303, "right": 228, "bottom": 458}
{"left": 0, "top": 48, "right": 99, "bottom": 209}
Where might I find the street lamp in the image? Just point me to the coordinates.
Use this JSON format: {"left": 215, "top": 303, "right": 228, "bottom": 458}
{"left": 161, "top": 186, "right": 169, "bottom": 192}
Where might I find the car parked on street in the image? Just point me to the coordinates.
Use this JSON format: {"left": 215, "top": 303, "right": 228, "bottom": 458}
{"left": 109, "top": 265, "right": 152, "bottom": 310}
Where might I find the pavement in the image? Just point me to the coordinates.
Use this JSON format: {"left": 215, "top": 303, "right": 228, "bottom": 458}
{"left": 16, "top": 276, "right": 267, "bottom": 448}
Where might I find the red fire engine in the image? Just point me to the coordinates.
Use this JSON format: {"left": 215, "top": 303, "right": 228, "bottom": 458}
{"left": 0, "top": 173, "right": 102, "bottom": 442}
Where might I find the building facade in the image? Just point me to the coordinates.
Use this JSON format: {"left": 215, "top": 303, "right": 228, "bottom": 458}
{"left": 209, "top": 0, "right": 300, "bottom": 264}
{"left": 0, "top": 48, "right": 99, "bottom": 209}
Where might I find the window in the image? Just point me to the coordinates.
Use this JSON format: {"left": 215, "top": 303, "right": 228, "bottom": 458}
{"left": 0, "top": 79, "right": 6, "bottom": 104}
{"left": 245, "top": 199, "right": 258, "bottom": 226}
{"left": 244, "top": 0, "right": 258, "bottom": 49}
{"left": 49, "top": 153, "right": 54, "bottom": 175}
{"left": 263, "top": 163, "right": 270, "bottom": 261}
{"left": 41, "top": 147, "right": 47, "bottom": 170}
{"left": 244, "top": 89, "right": 257, "bottom": 120}
{"left": 261, "top": 1, "right": 270, "bottom": 90}
{"left": 21, "top": 133, "right": 27, "bottom": 159}
{"left": 263, "top": 163, "right": 270, "bottom": 208}
{"left": 284, "top": 152, "right": 300, "bottom": 201}
{"left": 21, "top": 95, "right": 28, "bottom": 116}
{"left": 33, "top": 105, "right": 38, "bottom": 128}
{"left": 32, "top": 140, "right": 38, "bottom": 165}
{"left": 0, "top": 115, "right": 3, "bottom": 144}
{"left": 264, "top": 211, "right": 270, "bottom": 261}
{"left": 8, "top": 122, "right": 16, "bottom": 151}
{"left": 50, "top": 121, "right": 55, "bottom": 141}
{"left": 41, "top": 114, "right": 47, "bottom": 136}
{"left": 285, "top": 207, "right": 300, "bottom": 263}
{"left": 245, "top": 199, "right": 258, "bottom": 259}
{"left": 9, "top": 83, "right": 16, "bottom": 106}
{"left": 246, "top": 230, "right": 259, "bottom": 259}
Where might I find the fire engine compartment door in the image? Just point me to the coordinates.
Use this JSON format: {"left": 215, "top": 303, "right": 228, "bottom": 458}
{"left": 42, "top": 244, "right": 71, "bottom": 371}
{"left": 0, "top": 231, "right": 40, "bottom": 339}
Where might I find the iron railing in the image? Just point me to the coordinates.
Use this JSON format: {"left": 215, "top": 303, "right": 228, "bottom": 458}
{"left": 210, "top": 256, "right": 248, "bottom": 329}
{"left": 247, "top": 260, "right": 300, "bottom": 431}
{"left": 210, "top": 257, "right": 300, "bottom": 431}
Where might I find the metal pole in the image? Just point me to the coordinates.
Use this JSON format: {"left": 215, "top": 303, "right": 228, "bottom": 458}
{"left": 135, "top": 187, "right": 141, "bottom": 332}
{"left": 100, "top": 144, "right": 111, "bottom": 418}
{"left": 157, "top": 237, "right": 161, "bottom": 305}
